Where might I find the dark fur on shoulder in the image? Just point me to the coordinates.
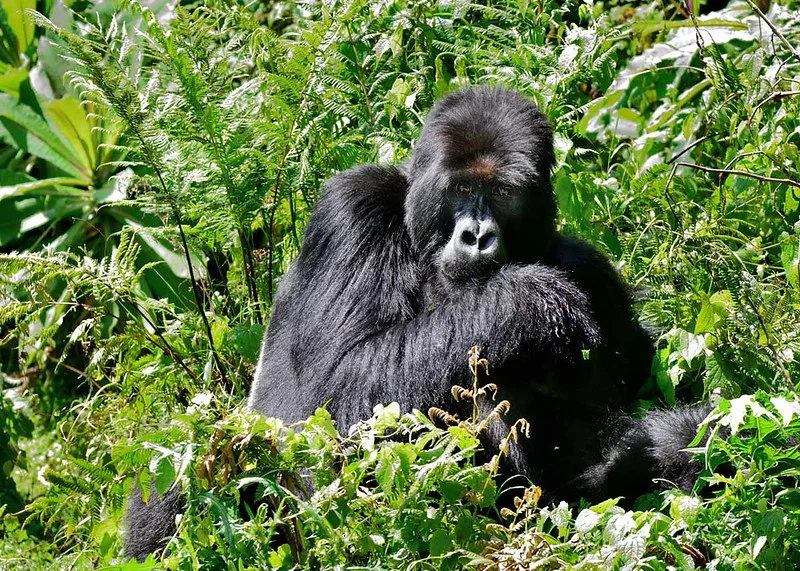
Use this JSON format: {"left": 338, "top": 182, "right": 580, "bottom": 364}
{"left": 125, "top": 86, "right": 712, "bottom": 560}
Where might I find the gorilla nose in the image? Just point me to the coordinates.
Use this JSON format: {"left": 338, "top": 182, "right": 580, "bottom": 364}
{"left": 455, "top": 219, "right": 499, "bottom": 258}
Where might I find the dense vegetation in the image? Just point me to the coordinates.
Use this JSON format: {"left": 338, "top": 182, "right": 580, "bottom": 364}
{"left": 1, "top": 0, "right": 800, "bottom": 568}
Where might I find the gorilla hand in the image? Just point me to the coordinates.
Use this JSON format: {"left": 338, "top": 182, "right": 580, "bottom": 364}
{"left": 478, "top": 264, "right": 601, "bottom": 361}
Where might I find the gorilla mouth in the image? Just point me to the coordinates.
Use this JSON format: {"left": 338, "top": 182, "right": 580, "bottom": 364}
{"left": 439, "top": 257, "right": 502, "bottom": 285}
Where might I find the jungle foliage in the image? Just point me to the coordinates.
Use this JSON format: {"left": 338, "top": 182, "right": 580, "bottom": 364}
{"left": 1, "top": 0, "right": 800, "bottom": 568}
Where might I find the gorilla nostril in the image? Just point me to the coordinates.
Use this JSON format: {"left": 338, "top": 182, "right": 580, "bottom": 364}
{"left": 478, "top": 233, "right": 496, "bottom": 251}
{"left": 461, "top": 230, "right": 477, "bottom": 247}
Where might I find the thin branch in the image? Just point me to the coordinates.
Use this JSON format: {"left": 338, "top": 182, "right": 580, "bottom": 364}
{"left": 745, "top": 0, "right": 800, "bottom": 65}
{"left": 668, "top": 135, "right": 711, "bottom": 164}
{"left": 127, "top": 301, "right": 202, "bottom": 384}
{"left": 675, "top": 162, "right": 800, "bottom": 189}
{"left": 748, "top": 90, "right": 800, "bottom": 124}
{"left": 238, "top": 229, "right": 263, "bottom": 325}
{"left": 663, "top": 163, "right": 684, "bottom": 229}
{"left": 45, "top": 354, "right": 106, "bottom": 394}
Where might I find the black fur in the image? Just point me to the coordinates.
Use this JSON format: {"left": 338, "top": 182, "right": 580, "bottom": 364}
{"left": 124, "top": 87, "right": 710, "bottom": 561}
{"left": 124, "top": 484, "right": 183, "bottom": 563}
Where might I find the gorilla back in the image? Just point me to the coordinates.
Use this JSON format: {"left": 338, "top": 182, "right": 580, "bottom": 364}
{"left": 125, "top": 86, "right": 710, "bottom": 562}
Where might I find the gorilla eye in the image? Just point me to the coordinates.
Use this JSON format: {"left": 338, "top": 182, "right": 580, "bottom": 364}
{"left": 454, "top": 184, "right": 476, "bottom": 196}
{"left": 491, "top": 185, "right": 516, "bottom": 197}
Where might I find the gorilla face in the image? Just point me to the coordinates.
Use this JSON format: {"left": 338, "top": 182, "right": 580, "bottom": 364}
{"left": 439, "top": 184, "right": 510, "bottom": 284}
{"left": 404, "top": 87, "right": 557, "bottom": 289}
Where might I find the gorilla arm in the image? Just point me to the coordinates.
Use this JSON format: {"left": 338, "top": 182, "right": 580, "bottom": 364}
{"left": 576, "top": 406, "right": 713, "bottom": 502}
{"left": 248, "top": 165, "right": 600, "bottom": 429}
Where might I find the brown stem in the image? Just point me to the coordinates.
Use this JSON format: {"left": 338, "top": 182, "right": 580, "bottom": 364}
{"left": 675, "top": 162, "right": 800, "bottom": 189}
{"left": 745, "top": 0, "right": 800, "bottom": 65}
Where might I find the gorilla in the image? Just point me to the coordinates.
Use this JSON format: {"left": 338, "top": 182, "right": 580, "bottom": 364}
{"left": 125, "top": 86, "right": 710, "bottom": 562}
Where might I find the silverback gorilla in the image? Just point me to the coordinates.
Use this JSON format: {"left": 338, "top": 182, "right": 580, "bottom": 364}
{"left": 125, "top": 86, "right": 710, "bottom": 562}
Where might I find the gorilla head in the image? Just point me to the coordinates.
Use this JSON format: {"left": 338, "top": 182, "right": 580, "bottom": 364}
{"left": 404, "top": 87, "right": 557, "bottom": 290}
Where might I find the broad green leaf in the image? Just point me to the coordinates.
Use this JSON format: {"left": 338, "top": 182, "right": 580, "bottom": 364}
{"left": 781, "top": 236, "right": 799, "bottom": 290}
{"left": 0, "top": 169, "right": 86, "bottom": 245}
{"left": 210, "top": 316, "right": 230, "bottom": 349}
{"left": 0, "top": 168, "right": 32, "bottom": 186}
{"left": 759, "top": 509, "right": 786, "bottom": 542}
{"left": 374, "top": 447, "right": 397, "bottom": 497}
{"left": 678, "top": 329, "right": 708, "bottom": 366}
{"left": 785, "top": 187, "right": 800, "bottom": 215}
{"left": 372, "top": 401, "right": 400, "bottom": 435}
{"left": 429, "top": 529, "right": 453, "bottom": 557}
{"left": 389, "top": 25, "right": 403, "bottom": 58}
{"left": 577, "top": 90, "right": 623, "bottom": 135}
{"left": 43, "top": 97, "right": 97, "bottom": 174}
{"left": 633, "top": 18, "right": 748, "bottom": 37}
{"left": 670, "top": 495, "right": 701, "bottom": 523}
{"left": 4, "top": 0, "right": 36, "bottom": 54}
{"left": 681, "top": 111, "right": 696, "bottom": 140}
{"left": 770, "top": 396, "right": 800, "bottom": 427}
{"left": 656, "top": 369, "right": 676, "bottom": 406}
{"left": 704, "top": 353, "right": 739, "bottom": 398}
{"left": 154, "top": 456, "right": 176, "bottom": 496}
{"left": 138, "top": 471, "right": 151, "bottom": 504}
{"left": 0, "top": 176, "right": 86, "bottom": 200}
{"left": 649, "top": 79, "right": 710, "bottom": 131}
{"left": 695, "top": 290, "right": 733, "bottom": 333}
{"left": 553, "top": 132, "right": 573, "bottom": 171}
{"left": 575, "top": 508, "right": 602, "bottom": 534}
{"left": 0, "top": 67, "right": 27, "bottom": 97}
{"left": 722, "top": 395, "right": 770, "bottom": 435}
{"left": 0, "top": 196, "right": 42, "bottom": 245}
{"left": 0, "top": 95, "right": 87, "bottom": 178}
{"left": 268, "top": 544, "right": 293, "bottom": 568}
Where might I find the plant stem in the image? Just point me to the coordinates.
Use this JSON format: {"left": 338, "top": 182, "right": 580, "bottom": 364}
{"left": 676, "top": 162, "right": 800, "bottom": 189}
{"left": 145, "top": 149, "right": 228, "bottom": 386}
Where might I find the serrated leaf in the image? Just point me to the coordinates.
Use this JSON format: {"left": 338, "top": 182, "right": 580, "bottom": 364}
{"left": 429, "top": 529, "right": 453, "bottom": 557}
{"left": 705, "top": 354, "right": 738, "bottom": 397}
{"left": 575, "top": 508, "right": 602, "bottom": 533}
{"left": 770, "top": 396, "right": 800, "bottom": 427}
{"left": 695, "top": 291, "right": 732, "bottom": 334}
{"left": 232, "top": 323, "right": 265, "bottom": 363}
{"left": 785, "top": 187, "right": 800, "bottom": 215}
{"left": 670, "top": 495, "right": 701, "bottom": 522}
{"left": 722, "top": 395, "right": 770, "bottom": 435}
{"left": 759, "top": 509, "right": 786, "bottom": 542}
